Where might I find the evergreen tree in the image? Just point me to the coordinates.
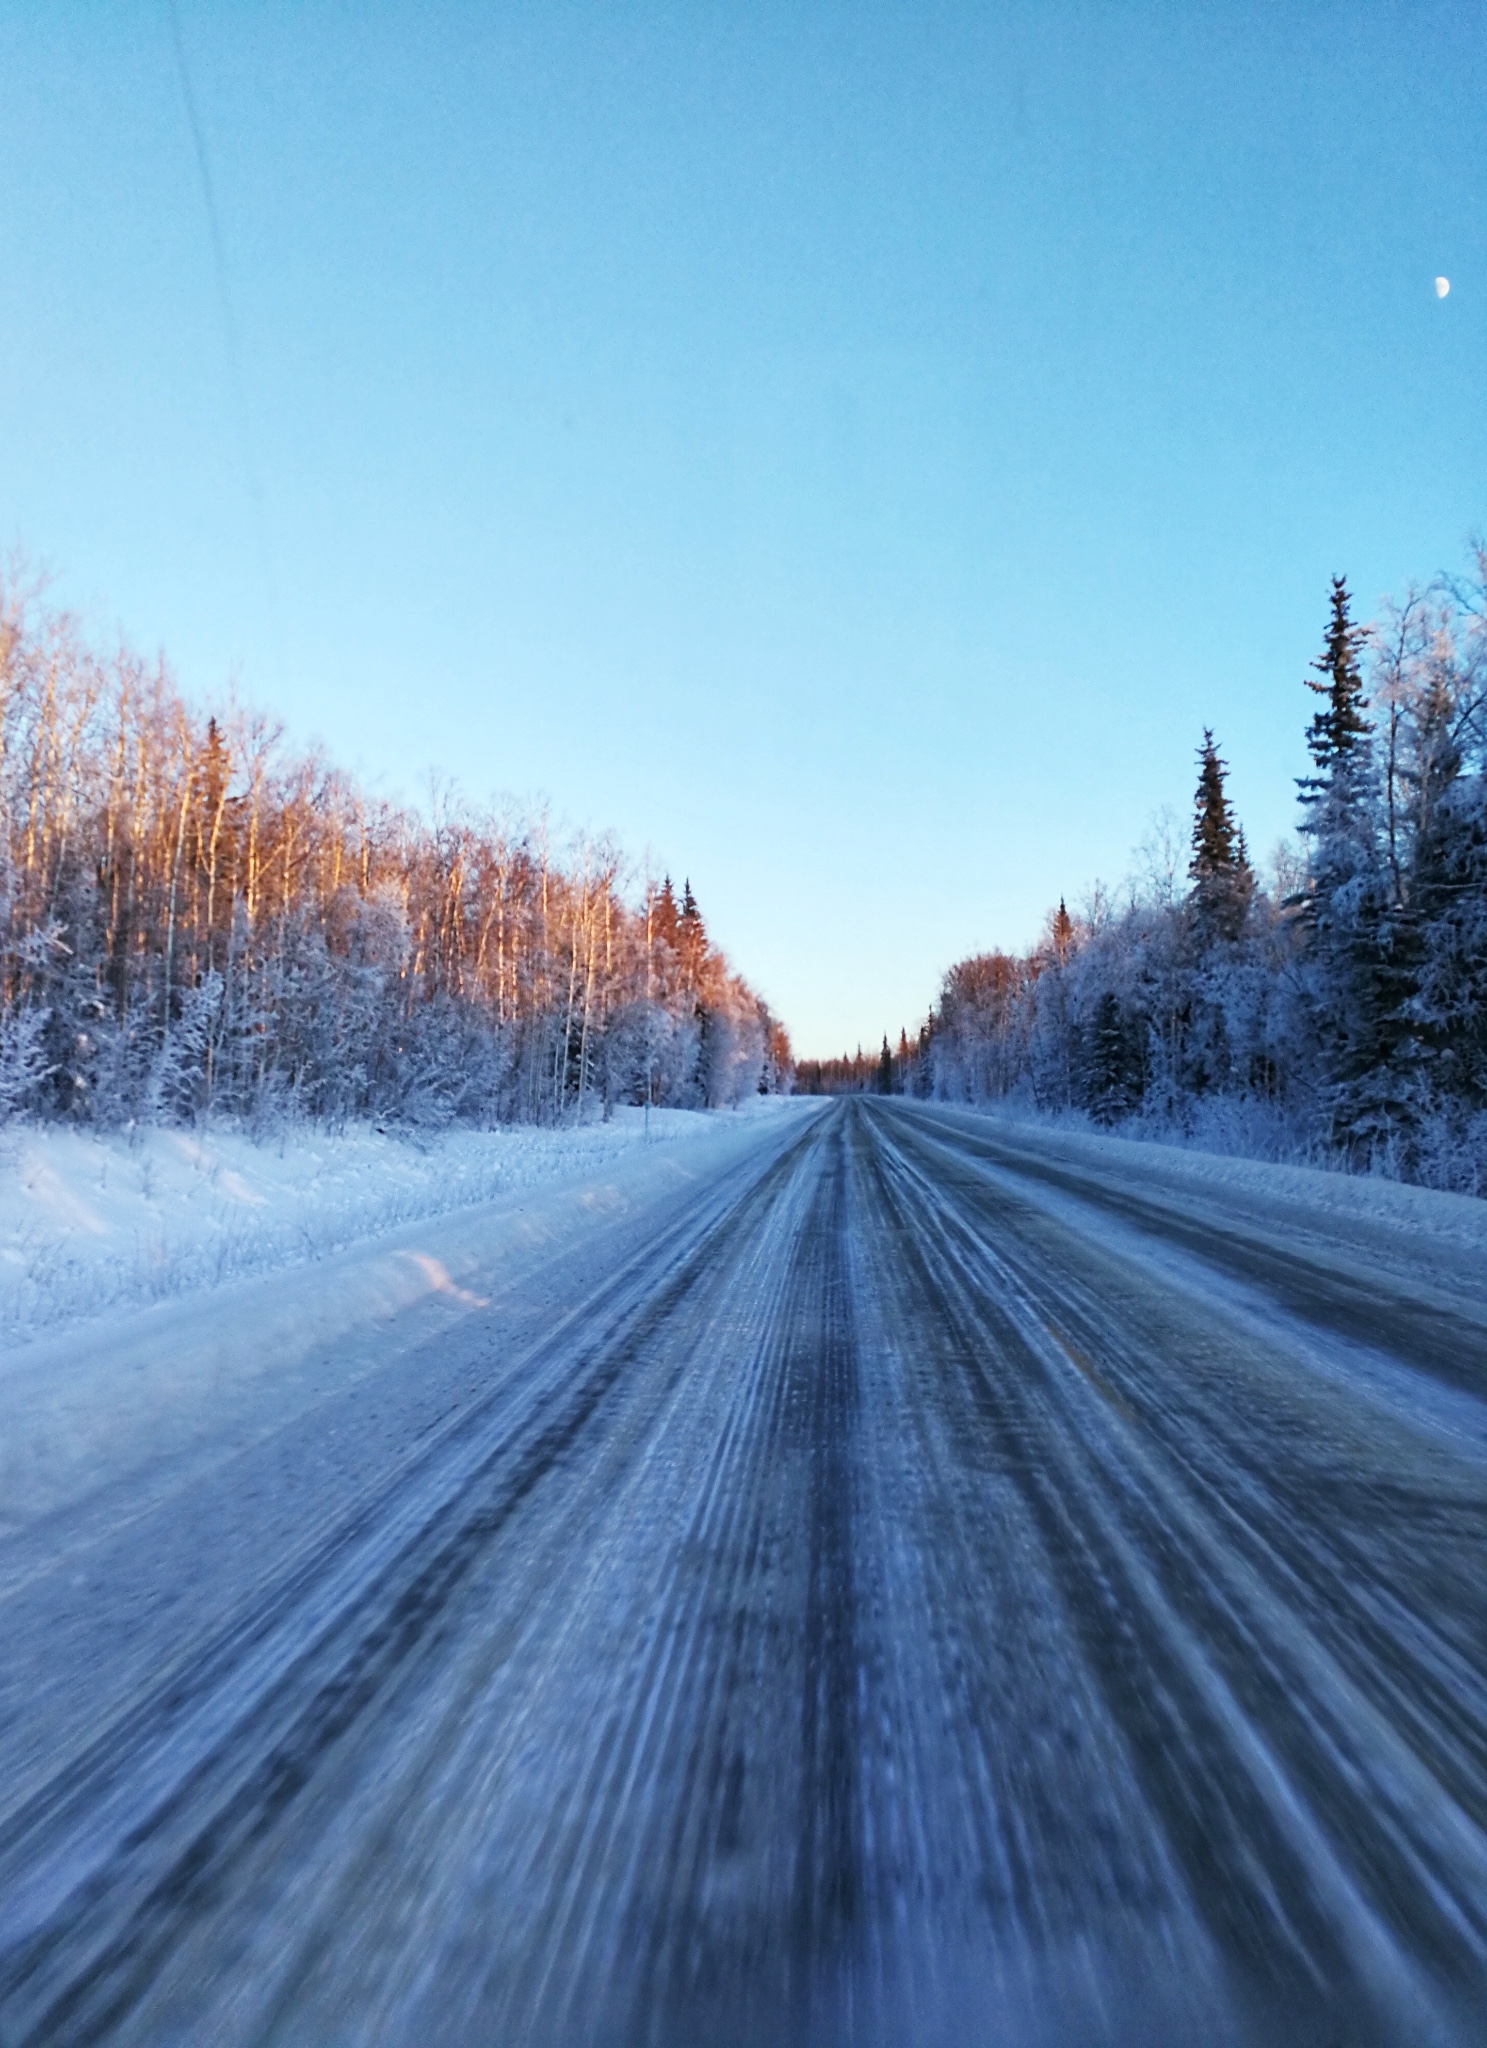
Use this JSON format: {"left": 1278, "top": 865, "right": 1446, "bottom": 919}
{"left": 1411, "top": 772, "right": 1487, "bottom": 1116}
{"left": 1296, "top": 578, "right": 1409, "bottom": 1152}
{"left": 677, "top": 878, "right": 705, "bottom": 989}
{"left": 652, "top": 875, "right": 679, "bottom": 952}
{"left": 914, "top": 1021, "right": 933, "bottom": 1097}
{"left": 1083, "top": 990, "right": 1143, "bottom": 1125}
{"left": 1300, "top": 576, "right": 1372, "bottom": 802}
{"left": 877, "top": 1035, "right": 894, "bottom": 1094}
{"left": 1393, "top": 615, "right": 1487, "bottom": 1137}
{"left": 1188, "top": 730, "right": 1252, "bottom": 941}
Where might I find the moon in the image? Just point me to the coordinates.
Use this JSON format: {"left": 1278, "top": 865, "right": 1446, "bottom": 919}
{"left": 1435, "top": 276, "right": 1451, "bottom": 298}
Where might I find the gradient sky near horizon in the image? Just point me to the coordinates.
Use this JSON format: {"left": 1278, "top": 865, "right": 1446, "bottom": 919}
{"left": 1, "top": 3, "right": 1482, "bottom": 1056}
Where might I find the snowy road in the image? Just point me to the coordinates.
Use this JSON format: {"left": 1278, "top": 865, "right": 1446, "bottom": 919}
{"left": 3, "top": 1099, "right": 1487, "bottom": 2045}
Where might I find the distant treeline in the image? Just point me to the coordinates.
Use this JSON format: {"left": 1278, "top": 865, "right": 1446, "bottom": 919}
{"left": 818, "top": 547, "right": 1487, "bottom": 1193}
{"left": 796, "top": 1043, "right": 914, "bottom": 1097}
{"left": 0, "top": 569, "right": 790, "bottom": 1129}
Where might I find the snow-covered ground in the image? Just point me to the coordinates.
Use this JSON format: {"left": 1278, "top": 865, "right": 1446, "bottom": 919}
{"left": 8, "top": 1100, "right": 1482, "bottom": 1357}
{"left": 0, "top": 1106, "right": 794, "bottom": 1346}
{"left": 914, "top": 1101, "right": 1487, "bottom": 1329}
{"left": 0, "top": 1103, "right": 821, "bottom": 1546}
{"left": 947, "top": 1102, "right": 1487, "bottom": 1245}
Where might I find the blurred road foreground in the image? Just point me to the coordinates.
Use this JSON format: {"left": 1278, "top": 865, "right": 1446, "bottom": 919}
{"left": 2, "top": 1097, "right": 1486, "bottom": 2045}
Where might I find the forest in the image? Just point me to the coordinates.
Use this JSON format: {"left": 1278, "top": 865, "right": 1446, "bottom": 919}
{"left": 0, "top": 567, "right": 790, "bottom": 1132}
{"left": 8, "top": 543, "right": 1486, "bottom": 1188}
{"left": 806, "top": 548, "right": 1487, "bottom": 1195}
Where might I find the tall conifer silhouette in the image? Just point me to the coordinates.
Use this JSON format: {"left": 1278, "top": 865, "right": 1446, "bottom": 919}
{"left": 1300, "top": 577, "right": 1371, "bottom": 804}
{"left": 1189, "top": 730, "right": 1251, "bottom": 940}
{"left": 877, "top": 1035, "right": 894, "bottom": 1094}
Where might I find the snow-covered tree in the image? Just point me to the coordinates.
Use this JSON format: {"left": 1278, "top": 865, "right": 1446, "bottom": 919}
{"left": 887, "top": 548, "right": 1487, "bottom": 1192}
{"left": 0, "top": 571, "right": 790, "bottom": 1135}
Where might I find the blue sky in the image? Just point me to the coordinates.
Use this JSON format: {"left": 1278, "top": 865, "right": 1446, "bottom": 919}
{"left": 1, "top": 2, "right": 1482, "bottom": 1055}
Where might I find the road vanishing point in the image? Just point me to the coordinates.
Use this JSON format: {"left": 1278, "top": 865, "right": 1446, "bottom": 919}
{"left": 3, "top": 1099, "right": 1487, "bottom": 2045}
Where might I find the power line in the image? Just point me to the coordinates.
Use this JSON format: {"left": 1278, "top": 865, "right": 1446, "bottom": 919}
{"left": 165, "top": 0, "right": 283, "bottom": 682}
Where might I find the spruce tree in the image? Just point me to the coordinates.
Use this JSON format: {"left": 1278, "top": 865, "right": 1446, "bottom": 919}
{"left": 1401, "top": 682, "right": 1484, "bottom": 1126}
{"left": 1084, "top": 990, "right": 1142, "bottom": 1125}
{"left": 652, "top": 875, "right": 679, "bottom": 952}
{"left": 916, "top": 1022, "right": 933, "bottom": 1097}
{"left": 1300, "top": 577, "right": 1372, "bottom": 801}
{"left": 1188, "top": 730, "right": 1252, "bottom": 941}
{"left": 677, "top": 879, "right": 705, "bottom": 988}
{"left": 877, "top": 1035, "right": 894, "bottom": 1094}
{"left": 1296, "top": 578, "right": 1407, "bottom": 1153}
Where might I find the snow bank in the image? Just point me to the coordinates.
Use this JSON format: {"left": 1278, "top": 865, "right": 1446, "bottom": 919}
{"left": 918, "top": 1101, "right": 1487, "bottom": 1320}
{"left": 948, "top": 1102, "right": 1487, "bottom": 1248}
{"left": 0, "top": 1104, "right": 822, "bottom": 1543}
{"left": 0, "top": 1105, "right": 795, "bottom": 1346}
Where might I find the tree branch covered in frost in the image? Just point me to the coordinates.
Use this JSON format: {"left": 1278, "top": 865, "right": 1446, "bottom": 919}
{"left": 0, "top": 571, "right": 792, "bottom": 1131}
{"left": 813, "top": 545, "right": 1487, "bottom": 1196}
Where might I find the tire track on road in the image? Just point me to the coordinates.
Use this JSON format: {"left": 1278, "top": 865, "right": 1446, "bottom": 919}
{"left": 900, "top": 1105, "right": 1487, "bottom": 1393}
{"left": 878, "top": 1105, "right": 1487, "bottom": 1850}
{"left": 6, "top": 1099, "right": 1487, "bottom": 2045}
{"left": 859, "top": 1101, "right": 1487, "bottom": 2037}
{"left": 0, "top": 1115, "right": 829, "bottom": 2048}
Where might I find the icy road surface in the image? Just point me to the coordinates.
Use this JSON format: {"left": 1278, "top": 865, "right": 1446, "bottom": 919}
{"left": 3, "top": 1098, "right": 1487, "bottom": 2045}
